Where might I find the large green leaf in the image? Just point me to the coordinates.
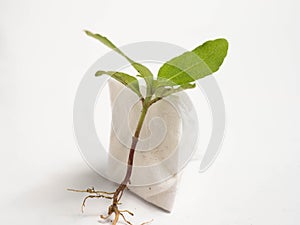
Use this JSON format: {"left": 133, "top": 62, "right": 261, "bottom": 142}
{"left": 95, "top": 70, "right": 142, "bottom": 97}
{"left": 157, "top": 38, "right": 228, "bottom": 85}
{"left": 85, "top": 30, "right": 153, "bottom": 86}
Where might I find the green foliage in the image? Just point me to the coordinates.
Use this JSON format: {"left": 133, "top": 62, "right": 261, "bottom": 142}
{"left": 96, "top": 71, "right": 142, "bottom": 97}
{"left": 86, "top": 30, "right": 228, "bottom": 100}
{"left": 157, "top": 38, "right": 228, "bottom": 86}
{"left": 85, "top": 30, "right": 153, "bottom": 90}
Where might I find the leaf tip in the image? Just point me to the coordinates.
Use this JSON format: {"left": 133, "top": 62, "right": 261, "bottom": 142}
{"left": 84, "top": 29, "right": 92, "bottom": 36}
{"left": 95, "top": 70, "right": 106, "bottom": 77}
{"left": 215, "top": 38, "right": 229, "bottom": 50}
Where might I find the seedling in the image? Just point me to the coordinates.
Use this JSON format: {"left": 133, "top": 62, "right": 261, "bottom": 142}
{"left": 69, "top": 30, "right": 228, "bottom": 225}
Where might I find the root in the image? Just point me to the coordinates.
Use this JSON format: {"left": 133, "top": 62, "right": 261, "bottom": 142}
{"left": 100, "top": 204, "right": 133, "bottom": 225}
{"left": 119, "top": 209, "right": 134, "bottom": 216}
{"left": 68, "top": 187, "right": 114, "bottom": 213}
{"left": 68, "top": 187, "right": 153, "bottom": 225}
{"left": 120, "top": 212, "right": 132, "bottom": 225}
{"left": 81, "top": 194, "right": 112, "bottom": 213}
{"left": 140, "top": 219, "right": 154, "bottom": 225}
{"left": 67, "top": 187, "right": 115, "bottom": 195}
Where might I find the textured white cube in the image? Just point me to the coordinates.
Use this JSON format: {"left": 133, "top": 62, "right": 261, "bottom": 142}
{"left": 108, "top": 80, "right": 184, "bottom": 212}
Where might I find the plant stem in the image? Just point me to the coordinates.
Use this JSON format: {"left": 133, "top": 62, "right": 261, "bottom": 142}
{"left": 68, "top": 98, "right": 161, "bottom": 224}
{"left": 112, "top": 100, "right": 149, "bottom": 205}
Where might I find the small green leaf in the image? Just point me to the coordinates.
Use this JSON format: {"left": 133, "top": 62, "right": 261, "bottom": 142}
{"left": 155, "top": 83, "right": 196, "bottom": 98}
{"left": 85, "top": 30, "right": 153, "bottom": 87}
{"left": 96, "top": 71, "right": 142, "bottom": 97}
{"left": 157, "top": 38, "right": 228, "bottom": 85}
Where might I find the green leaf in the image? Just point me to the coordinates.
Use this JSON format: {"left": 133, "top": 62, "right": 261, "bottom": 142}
{"left": 96, "top": 70, "right": 142, "bottom": 97}
{"left": 155, "top": 83, "right": 196, "bottom": 98}
{"left": 84, "top": 30, "right": 153, "bottom": 86}
{"left": 192, "top": 38, "right": 228, "bottom": 72}
{"left": 157, "top": 38, "right": 228, "bottom": 85}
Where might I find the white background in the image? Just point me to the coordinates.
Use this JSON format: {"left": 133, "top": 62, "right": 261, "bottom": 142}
{"left": 1, "top": 0, "right": 300, "bottom": 224}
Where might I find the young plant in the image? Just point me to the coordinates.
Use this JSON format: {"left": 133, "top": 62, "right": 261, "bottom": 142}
{"left": 69, "top": 30, "right": 228, "bottom": 225}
